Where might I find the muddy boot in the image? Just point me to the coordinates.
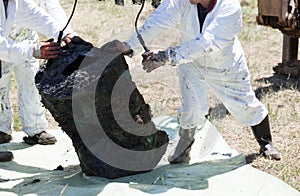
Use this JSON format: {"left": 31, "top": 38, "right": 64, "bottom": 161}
{"left": 0, "top": 151, "right": 13, "bottom": 162}
{"left": 251, "top": 115, "right": 281, "bottom": 160}
{"left": 168, "top": 127, "right": 196, "bottom": 164}
{"left": 0, "top": 132, "right": 12, "bottom": 144}
{"left": 23, "top": 131, "right": 57, "bottom": 145}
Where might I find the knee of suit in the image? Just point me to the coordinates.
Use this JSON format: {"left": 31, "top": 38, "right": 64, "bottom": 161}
{"left": 227, "top": 104, "right": 268, "bottom": 126}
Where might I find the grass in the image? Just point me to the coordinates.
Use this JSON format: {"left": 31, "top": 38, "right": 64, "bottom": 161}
{"left": 9, "top": 0, "right": 300, "bottom": 192}
{"left": 9, "top": 72, "right": 22, "bottom": 132}
{"left": 237, "top": 24, "right": 300, "bottom": 188}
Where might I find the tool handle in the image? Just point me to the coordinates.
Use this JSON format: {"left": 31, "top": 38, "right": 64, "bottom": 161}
{"left": 137, "top": 33, "right": 149, "bottom": 52}
{"left": 57, "top": 31, "right": 63, "bottom": 44}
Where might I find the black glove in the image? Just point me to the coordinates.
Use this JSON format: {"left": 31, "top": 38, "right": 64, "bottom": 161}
{"left": 142, "top": 50, "right": 169, "bottom": 73}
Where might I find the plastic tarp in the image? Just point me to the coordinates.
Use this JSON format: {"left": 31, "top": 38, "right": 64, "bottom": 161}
{"left": 0, "top": 116, "right": 299, "bottom": 196}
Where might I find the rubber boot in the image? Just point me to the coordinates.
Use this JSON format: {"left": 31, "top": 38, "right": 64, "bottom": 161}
{"left": 0, "top": 151, "right": 13, "bottom": 162}
{"left": 168, "top": 127, "right": 196, "bottom": 164}
{"left": 251, "top": 115, "right": 281, "bottom": 160}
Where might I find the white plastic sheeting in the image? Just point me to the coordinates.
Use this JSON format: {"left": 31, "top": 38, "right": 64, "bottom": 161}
{"left": 0, "top": 116, "right": 299, "bottom": 196}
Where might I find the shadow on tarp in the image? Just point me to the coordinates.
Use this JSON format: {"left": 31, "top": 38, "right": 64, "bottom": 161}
{"left": 116, "top": 154, "right": 246, "bottom": 193}
{"left": 0, "top": 154, "right": 245, "bottom": 195}
{"left": 0, "top": 116, "right": 245, "bottom": 195}
{"left": 0, "top": 141, "right": 33, "bottom": 151}
{"left": 0, "top": 159, "right": 49, "bottom": 175}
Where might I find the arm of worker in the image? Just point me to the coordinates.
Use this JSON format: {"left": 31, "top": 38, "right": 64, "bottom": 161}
{"left": 124, "top": 0, "right": 181, "bottom": 55}
{"left": 42, "top": 0, "right": 72, "bottom": 31}
{"left": 43, "top": 0, "right": 77, "bottom": 42}
{"left": 0, "top": 0, "right": 63, "bottom": 63}
{"left": 140, "top": 1, "right": 243, "bottom": 72}
{"left": 15, "top": 0, "right": 70, "bottom": 41}
{"left": 42, "top": 0, "right": 93, "bottom": 48}
{"left": 16, "top": 0, "right": 89, "bottom": 43}
{"left": 0, "top": 0, "right": 71, "bottom": 62}
{"left": 6, "top": 0, "right": 90, "bottom": 61}
{"left": 0, "top": 34, "right": 61, "bottom": 62}
{"left": 168, "top": 1, "right": 243, "bottom": 64}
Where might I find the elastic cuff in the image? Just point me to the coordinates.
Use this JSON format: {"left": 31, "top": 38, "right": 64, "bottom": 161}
{"left": 167, "top": 47, "right": 177, "bottom": 66}
{"left": 32, "top": 43, "right": 41, "bottom": 59}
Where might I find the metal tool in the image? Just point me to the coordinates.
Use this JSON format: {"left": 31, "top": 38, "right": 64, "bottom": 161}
{"left": 134, "top": 0, "right": 150, "bottom": 54}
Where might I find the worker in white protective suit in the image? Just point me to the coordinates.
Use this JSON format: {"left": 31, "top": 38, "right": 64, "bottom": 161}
{"left": 118, "top": 0, "right": 281, "bottom": 161}
{"left": 0, "top": 0, "right": 89, "bottom": 162}
{"left": 5, "top": 0, "right": 73, "bottom": 146}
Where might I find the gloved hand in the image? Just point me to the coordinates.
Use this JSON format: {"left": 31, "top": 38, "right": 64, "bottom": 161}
{"left": 142, "top": 50, "right": 169, "bottom": 73}
{"left": 63, "top": 34, "right": 93, "bottom": 49}
{"left": 33, "top": 38, "right": 61, "bottom": 59}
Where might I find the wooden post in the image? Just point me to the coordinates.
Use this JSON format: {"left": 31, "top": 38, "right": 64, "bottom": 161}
{"left": 273, "top": 34, "right": 300, "bottom": 76}
{"left": 282, "top": 34, "right": 298, "bottom": 64}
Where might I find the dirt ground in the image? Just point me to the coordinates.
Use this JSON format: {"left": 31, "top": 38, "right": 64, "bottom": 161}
{"left": 9, "top": 0, "right": 300, "bottom": 192}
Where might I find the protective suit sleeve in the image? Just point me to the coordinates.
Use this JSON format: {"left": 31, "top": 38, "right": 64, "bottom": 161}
{"left": 15, "top": 0, "right": 73, "bottom": 38}
{"left": 0, "top": 35, "right": 36, "bottom": 63}
{"left": 0, "top": 0, "right": 73, "bottom": 63}
{"left": 125, "top": 0, "right": 182, "bottom": 55}
{"left": 42, "top": 0, "right": 74, "bottom": 34}
{"left": 171, "top": 1, "right": 242, "bottom": 64}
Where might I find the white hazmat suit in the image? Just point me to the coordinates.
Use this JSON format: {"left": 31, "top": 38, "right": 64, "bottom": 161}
{"left": 126, "top": 0, "right": 268, "bottom": 129}
{"left": 0, "top": 0, "right": 72, "bottom": 136}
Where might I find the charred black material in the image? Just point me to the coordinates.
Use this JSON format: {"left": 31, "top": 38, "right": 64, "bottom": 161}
{"left": 132, "top": 0, "right": 142, "bottom": 5}
{"left": 103, "top": 0, "right": 161, "bottom": 8}
{"left": 115, "top": 0, "right": 124, "bottom": 6}
{"left": 35, "top": 42, "right": 169, "bottom": 179}
{"left": 151, "top": 0, "right": 161, "bottom": 8}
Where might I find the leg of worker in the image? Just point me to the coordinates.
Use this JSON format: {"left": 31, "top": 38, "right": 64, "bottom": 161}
{"left": 14, "top": 59, "right": 57, "bottom": 145}
{"left": 207, "top": 61, "right": 280, "bottom": 160}
{"left": 169, "top": 64, "right": 208, "bottom": 163}
{"left": 0, "top": 67, "right": 14, "bottom": 162}
{"left": 250, "top": 115, "right": 280, "bottom": 160}
{"left": 0, "top": 67, "right": 13, "bottom": 144}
